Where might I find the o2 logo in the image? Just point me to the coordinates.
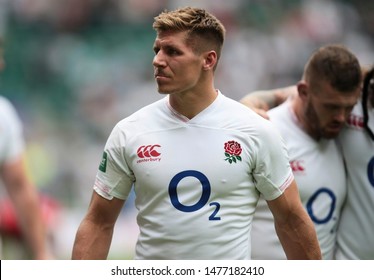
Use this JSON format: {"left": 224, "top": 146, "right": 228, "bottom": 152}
{"left": 368, "top": 156, "right": 374, "bottom": 188}
{"left": 306, "top": 187, "right": 336, "bottom": 224}
{"left": 168, "top": 170, "right": 221, "bottom": 220}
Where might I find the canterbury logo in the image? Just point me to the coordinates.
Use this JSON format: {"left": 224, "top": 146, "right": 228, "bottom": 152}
{"left": 137, "top": 145, "right": 161, "bottom": 158}
{"left": 290, "top": 160, "right": 305, "bottom": 172}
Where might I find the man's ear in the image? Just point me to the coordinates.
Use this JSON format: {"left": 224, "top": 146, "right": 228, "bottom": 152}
{"left": 297, "top": 81, "right": 308, "bottom": 101}
{"left": 203, "top": 50, "right": 217, "bottom": 70}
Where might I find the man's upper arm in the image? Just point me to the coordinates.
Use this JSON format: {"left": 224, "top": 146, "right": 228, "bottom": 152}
{"left": 266, "top": 179, "right": 302, "bottom": 223}
{"left": 0, "top": 154, "right": 31, "bottom": 196}
{"left": 240, "top": 86, "right": 296, "bottom": 115}
{"left": 265, "top": 179, "right": 322, "bottom": 259}
{"left": 86, "top": 191, "right": 126, "bottom": 226}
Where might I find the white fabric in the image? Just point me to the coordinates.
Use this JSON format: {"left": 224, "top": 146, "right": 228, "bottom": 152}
{"left": 251, "top": 101, "right": 346, "bottom": 259}
{"left": 0, "top": 96, "right": 24, "bottom": 164}
{"left": 335, "top": 100, "right": 374, "bottom": 259}
{"left": 94, "top": 91, "right": 293, "bottom": 259}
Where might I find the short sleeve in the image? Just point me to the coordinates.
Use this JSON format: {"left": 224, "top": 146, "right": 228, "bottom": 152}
{"left": 252, "top": 121, "right": 294, "bottom": 200}
{"left": 94, "top": 123, "right": 135, "bottom": 200}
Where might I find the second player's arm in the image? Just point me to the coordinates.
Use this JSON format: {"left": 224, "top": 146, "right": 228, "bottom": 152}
{"left": 71, "top": 191, "right": 125, "bottom": 260}
{"left": 240, "top": 86, "right": 296, "bottom": 118}
{"left": 267, "top": 179, "right": 322, "bottom": 260}
{"left": 1, "top": 155, "right": 50, "bottom": 260}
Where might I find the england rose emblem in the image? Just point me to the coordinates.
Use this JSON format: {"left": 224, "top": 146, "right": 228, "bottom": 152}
{"left": 224, "top": 140, "right": 242, "bottom": 164}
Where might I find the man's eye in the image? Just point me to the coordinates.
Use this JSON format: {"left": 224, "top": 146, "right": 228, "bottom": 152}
{"left": 167, "top": 49, "right": 179, "bottom": 55}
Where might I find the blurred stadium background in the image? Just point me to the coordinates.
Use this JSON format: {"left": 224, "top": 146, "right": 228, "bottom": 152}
{"left": 0, "top": 0, "right": 372, "bottom": 259}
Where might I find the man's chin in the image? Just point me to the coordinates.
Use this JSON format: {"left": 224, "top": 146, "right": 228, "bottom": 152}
{"left": 323, "top": 130, "right": 341, "bottom": 139}
{"left": 157, "top": 87, "right": 173, "bottom": 95}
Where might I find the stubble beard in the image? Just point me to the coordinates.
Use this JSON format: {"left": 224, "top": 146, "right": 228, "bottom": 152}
{"left": 304, "top": 102, "right": 339, "bottom": 140}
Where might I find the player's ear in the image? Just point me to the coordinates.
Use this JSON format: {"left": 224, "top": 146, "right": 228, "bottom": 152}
{"left": 202, "top": 50, "right": 217, "bottom": 71}
{"left": 297, "top": 81, "right": 308, "bottom": 100}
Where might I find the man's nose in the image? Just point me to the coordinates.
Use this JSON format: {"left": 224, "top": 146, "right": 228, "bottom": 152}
{"left": 153, "top": 52, "right": 166, "bottom": 67}
{"left": 335, "top": 108, "right": 349, "bottom": 123}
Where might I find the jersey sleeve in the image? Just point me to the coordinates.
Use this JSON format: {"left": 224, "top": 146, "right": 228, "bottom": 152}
{"left": 0, "top": 97, "right": 25, "bottom": 164}
{"left": 252, "top": 121, "right": 294, "bottom": 201}
{"left": 94, "top": 123, "right": 135, "bottom": 200}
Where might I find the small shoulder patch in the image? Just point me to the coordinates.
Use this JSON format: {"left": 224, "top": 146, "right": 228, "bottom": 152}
{"left": 99, "top": 151, "right": 108, "bottom": 172}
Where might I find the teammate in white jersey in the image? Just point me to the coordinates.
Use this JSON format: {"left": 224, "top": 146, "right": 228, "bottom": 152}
{"left": 246, "top": 45, "right": 362, "bottom": 259}
{"left": 335, "top": 66, "right": 374, "bottom": 259}
{"left": 0, "top": 39, "right": 50, "bottom": 259}
{"left": 241, "top": 48, "right": 373, "bottom": 260}
{"left": 72, "top": 6, "right": 321, "bottom": 260}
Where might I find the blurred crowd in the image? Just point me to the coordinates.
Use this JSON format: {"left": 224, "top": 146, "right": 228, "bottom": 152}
{"left": 0, "top": 0, "right": 373, "bottom": 259}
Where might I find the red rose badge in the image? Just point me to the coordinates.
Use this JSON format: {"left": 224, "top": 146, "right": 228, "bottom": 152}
{"left": 224, "top": 140, "right": 242, "bottom": 164}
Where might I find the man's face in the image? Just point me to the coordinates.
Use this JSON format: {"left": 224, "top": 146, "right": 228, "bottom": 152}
{"left": 303, "top": 80, "right": 361, "bottom": 139}
{"left": 152, "top": 30, "right": 204, "bottom": 95}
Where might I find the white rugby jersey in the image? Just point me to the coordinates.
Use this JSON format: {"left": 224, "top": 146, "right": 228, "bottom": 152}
{"left": 251, "top": 101, "right": 346, "bottom": 260}
{"left": 0, "top": 96, "right": 24, "bottom": 165}
{"left": 94, "top": 91, "right": 293, "bottom": 260}
{"left": 335, "top": 100, "right": 374, "bottom": 259}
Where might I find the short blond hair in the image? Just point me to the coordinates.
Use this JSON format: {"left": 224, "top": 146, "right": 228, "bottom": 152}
{"left": 153, "top": 6, "right": 225, "bottom": 60}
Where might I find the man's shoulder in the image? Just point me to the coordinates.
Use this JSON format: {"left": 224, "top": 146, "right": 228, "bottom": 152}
{"left": 223, "top": 101, "right": 281, "bottom": 139}
{"left": 0, "top": 96, "right": 21, "bottom": 124}
{"left": 267, "top": 101, "right": 293, "bottom": 127}
{"left": 221, "top": 94, "right": 268, "bottom": 120}
{"left": 113, "top": 97, "right": 167, "bottom": 133}
{"left": 0, "top": 96, "right": 15, "bottom": 111}
{"left": 122, "top": 97, "right": 165, "bottom": 120}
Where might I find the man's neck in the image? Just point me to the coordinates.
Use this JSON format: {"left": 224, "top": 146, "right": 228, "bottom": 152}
{"left": 169, "top": 87, "right": 218, "bottom": 119}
